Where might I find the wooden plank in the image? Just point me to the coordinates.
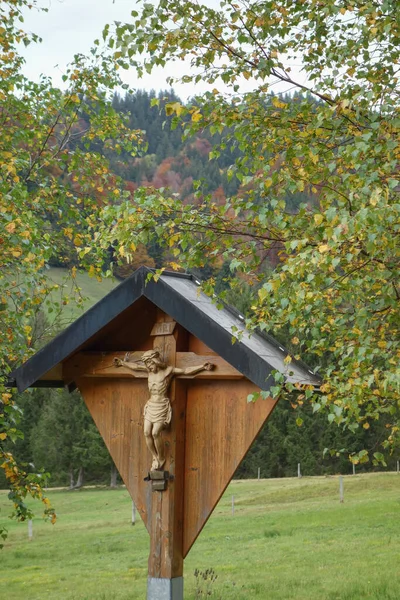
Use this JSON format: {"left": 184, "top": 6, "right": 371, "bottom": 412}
{"left": 183, "top": 379, "right": 278, "bottom": 557}
{"left": 188, "top": 336, "right": 216, "bottom": 355}
{"left": 176, "top": 353, "right": 242, "bottom": 379}
{"left": 77, "top": 377, "right": 151, "bottom": 530}
{"left": 63, "top": 352, "right": 146, "bottom": 382}
{"left": 148, "top": 312, "right": 184, "bottom": 579}
{"left": 63, "top": 352, "right": 243, "bottom": 381}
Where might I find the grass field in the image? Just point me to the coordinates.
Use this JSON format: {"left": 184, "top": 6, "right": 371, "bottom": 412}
{"left": 1, "top": 473, "right": 399, "bottom": 599}
{"left": 44, "top": 267, "right": 118, "bottom": 323}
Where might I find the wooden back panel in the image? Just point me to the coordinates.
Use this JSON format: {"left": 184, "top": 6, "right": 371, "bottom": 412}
{"left": 77, "top": 378, "right": 152, "bottom": 530}
{"left": 183, "top": 379, "right": 277, "bottom": 557}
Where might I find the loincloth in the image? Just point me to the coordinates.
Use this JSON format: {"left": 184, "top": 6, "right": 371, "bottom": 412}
{"left": 144, "top": 397, "right": 172, "bottom": 426}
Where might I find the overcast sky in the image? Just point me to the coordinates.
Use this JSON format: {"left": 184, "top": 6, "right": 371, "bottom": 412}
{"left": 21, "top": 0, "right": 304, "bottom": 100}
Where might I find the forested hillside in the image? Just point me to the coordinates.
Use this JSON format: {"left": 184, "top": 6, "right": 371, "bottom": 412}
{"left": 2, "top": 90, "right": 397, "bottom": 490}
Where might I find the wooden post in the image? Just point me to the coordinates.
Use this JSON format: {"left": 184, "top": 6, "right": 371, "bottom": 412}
{"left": 339, "top": 476, "right": 344, "bottom": 503}
{"left": 298, "top": 463, "right": 302, "bottom": 478}
{"left": 147, "top": 313, "right": 184, "bottom": 600}
{"left": 257, "top": 467, "right": 261, "bottom": 481}
{"left": 352, "top": 463, "right": 355, "bottom": 475}
{"left": 28, "top": 519, "right": 33, "bottom": 541}
{"left": 397, "top": 460, "right": 399, "bottom": 474}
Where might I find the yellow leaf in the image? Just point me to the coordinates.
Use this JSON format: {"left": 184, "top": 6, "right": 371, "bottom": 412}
{"left": 168, "top": 234, "right": 179, "bottom": 247}
{"left": 5, "top": 222, "right": 16, "bottom": 233}
{"left": 191, "top": 111, "right": 202, "bottom": 123}
{"left": 0, "top": 433, "right": 7, "bottom": 441}
{"left": 271, "top": 279, "right": 280, "bottom": 292}
{"left": 318, "top": 244, "right": 329, "bottom": 253}
{"left": 363, "top": 422, "right": 370, "bottom": 429}
{"left": 258, "top": 287, "right": 268, "bottom": 302}
{"left": 169, "top": 262, "right": 181, "bottom": 270}
{"left": 272, "top": 97, "right": 286, "bottom": 109}
{"left": 369, "top": 189, "right": 380, "bottom": 206}
{"left": 314, "top": 214, "right": 323, "bottom": 225}
{"left": 291, "top": 337, "right": 300, "bottom": 345}
{"left": 165, "top": 101, "right": 183, "bottom": 116}
{"left": 284, "top": 355, "right": 292, "bottom": 364}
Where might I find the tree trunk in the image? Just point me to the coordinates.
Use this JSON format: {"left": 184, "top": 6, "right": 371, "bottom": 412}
{"left": 110, "top": 463, "right": 118, "bottom": 488}
{"left": 69, "top": 468, "right": 75, "bottom": 490}
{"left": 74, "top": 466, "right": 84, "bottom": 489}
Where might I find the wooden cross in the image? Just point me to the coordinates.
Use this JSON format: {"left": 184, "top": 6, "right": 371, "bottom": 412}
{"left": 63, "top": 309, "right": 278, "bottom": 598}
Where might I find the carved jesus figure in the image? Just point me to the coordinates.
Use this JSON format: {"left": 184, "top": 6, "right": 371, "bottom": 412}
{"left": 114, "top": 349, "right": 214, "bottom": 471}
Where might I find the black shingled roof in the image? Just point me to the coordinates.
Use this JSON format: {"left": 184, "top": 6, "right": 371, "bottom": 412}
{"left": 9, "top": 266, "right": 321, "bottom": 393}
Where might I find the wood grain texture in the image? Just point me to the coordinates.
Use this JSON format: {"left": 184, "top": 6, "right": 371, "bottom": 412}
{"left": 64, "top": 352, "right": 242, "bottom": 381}
{"left": 147, "top": 313, "right": 185, "bottom": 579}
{"left": 77, "top": 377, "right": 152, "bottom": 529}
{"left": 183, "top": 379, "right": 278, "bottom": 557}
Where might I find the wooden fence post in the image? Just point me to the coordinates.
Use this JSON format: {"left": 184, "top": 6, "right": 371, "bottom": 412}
{"left": 339, "top": 476, "right": 344, "bottom": 503}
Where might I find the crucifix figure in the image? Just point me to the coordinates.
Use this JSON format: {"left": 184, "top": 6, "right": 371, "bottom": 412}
{"left": 114, "top": 349, "right": 214, "bottom": 471}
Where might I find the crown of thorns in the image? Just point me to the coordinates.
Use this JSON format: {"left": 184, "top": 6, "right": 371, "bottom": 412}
{"left": 141, "top": 350, "right": 160, "bottom": 362}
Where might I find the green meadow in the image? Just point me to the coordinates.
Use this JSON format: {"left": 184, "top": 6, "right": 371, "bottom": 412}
{"left": 1, "top": 473, "right": 399, "bottom": 599}
{"left": 43, "top": 266, "right": 118, "bottom": 323}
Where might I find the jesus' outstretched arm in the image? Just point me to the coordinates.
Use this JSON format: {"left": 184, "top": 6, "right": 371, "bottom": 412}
{"left": 113, "top": 354, "right": 148, "bottom": 374}
{"left": 173, "top": 362, "right": 214, "bottom": 377}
